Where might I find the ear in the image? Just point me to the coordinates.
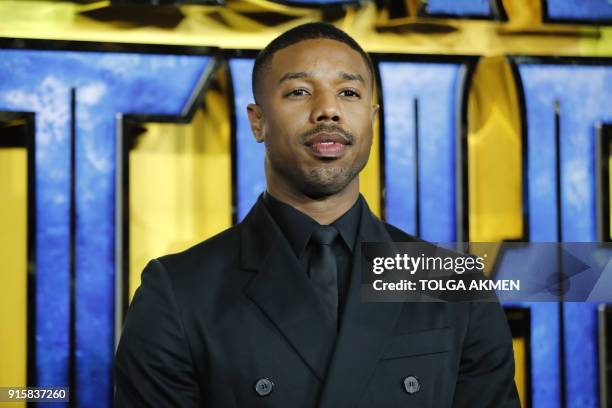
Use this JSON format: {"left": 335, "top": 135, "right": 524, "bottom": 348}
{"left": 247, "top": 103, "right": 265, "bottom": 143}
{"left": 371, "top": 103, "right": 380, "bottom": 121}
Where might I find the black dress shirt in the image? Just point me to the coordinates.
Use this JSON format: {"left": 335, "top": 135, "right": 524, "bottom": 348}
{"left": 262, "top": 192, "right": 362, "bottom": 324}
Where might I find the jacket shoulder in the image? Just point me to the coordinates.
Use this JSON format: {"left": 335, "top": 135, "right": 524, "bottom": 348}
{"left": 382, "top": 222, "right": 423, "bottom": 243}
{"left": 156, "top": 225, "right": 240, "bottom": 273}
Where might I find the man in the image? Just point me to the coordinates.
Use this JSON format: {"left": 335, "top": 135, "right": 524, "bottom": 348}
{"left": 115, "top": 22, "right": 520, "bottom": 407}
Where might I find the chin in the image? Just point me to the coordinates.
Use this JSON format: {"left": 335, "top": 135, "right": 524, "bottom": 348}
{"left": 300, "top": 167, "right": 357, "bottom": 199}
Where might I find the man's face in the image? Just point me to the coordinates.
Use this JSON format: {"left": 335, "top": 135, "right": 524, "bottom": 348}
{"left": 248, "top": 38, "right": 379, "bottom": 198}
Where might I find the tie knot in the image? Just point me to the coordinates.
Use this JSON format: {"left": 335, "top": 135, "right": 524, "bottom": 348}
{"left": 311, "top": 225, "right": 339, "bottom": 246}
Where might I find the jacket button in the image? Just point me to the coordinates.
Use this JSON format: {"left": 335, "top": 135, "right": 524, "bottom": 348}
{"left": 254, "top": 378, "right": 274, "bottom": 397}
{"left": 403, "top": 375, "right": 420, "bottom": 394}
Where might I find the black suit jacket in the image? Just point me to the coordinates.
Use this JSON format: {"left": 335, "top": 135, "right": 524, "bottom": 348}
{"left": 115, "top": 196, "right": 520, "bottom": 407}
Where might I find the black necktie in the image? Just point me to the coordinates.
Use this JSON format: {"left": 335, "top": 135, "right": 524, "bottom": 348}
{"left": 309, "top": 225, "right": 339, "bottom": 328}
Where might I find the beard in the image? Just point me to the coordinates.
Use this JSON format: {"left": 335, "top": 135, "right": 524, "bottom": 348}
{"left": 266, "top": 150, "right": 369, "bottom": 199}
{"left": 300, "top": 161, "right": 364, "bottom": 198}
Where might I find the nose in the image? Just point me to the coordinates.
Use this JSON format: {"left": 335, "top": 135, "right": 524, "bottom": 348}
{"left": 310, "top": 91, "right": 342, "bottom": 124}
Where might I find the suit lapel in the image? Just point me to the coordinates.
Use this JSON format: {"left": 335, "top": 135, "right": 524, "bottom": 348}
{"left": 317, "top": 202, "right": 404, "bottom": 408}
{"left": 241, "top": 198, "right": 337, "bottom": 381}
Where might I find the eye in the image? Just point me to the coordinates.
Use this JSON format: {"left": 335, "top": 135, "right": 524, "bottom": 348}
{"left": 286, "top": 88, "right": 310, "bottom": 97}
{"left": 340, "top": 89, "right": 361, "bottom": 98}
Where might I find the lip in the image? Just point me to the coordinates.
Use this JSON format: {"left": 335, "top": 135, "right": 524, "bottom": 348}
{"left": 304, "top": 132, "right": 351, "bottom": 159}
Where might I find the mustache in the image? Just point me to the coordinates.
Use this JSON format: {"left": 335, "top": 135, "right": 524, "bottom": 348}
{"left": 299, "top": 124, "right": 355, "bottom": 145}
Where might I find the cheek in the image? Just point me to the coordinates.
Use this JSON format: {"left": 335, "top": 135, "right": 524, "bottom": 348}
{"left": 265, "top": 117, "right": 306, "bottom": 147}
{"left": 263, "top": 122, "right": 296, "bottom": 156}
{"left": 354, "top": 118, "right": 375, "bottom": 144}
{"left": 346, "top": 104, "right": 375, "bottom": 128}
{"left": 354, "top": 123, "right": 375, "bottom": 156}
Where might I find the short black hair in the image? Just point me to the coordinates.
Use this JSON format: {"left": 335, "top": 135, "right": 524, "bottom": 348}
{"left": 251, "top": 22, "right": 375, "bottom": 103}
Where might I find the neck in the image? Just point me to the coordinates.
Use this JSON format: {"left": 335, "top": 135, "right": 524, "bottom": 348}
{"left": 266, "top": 178, "right": 360, "bottom": 225}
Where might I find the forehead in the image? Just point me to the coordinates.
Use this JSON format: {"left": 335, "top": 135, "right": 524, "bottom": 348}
{"left": 268, "top": 38, "right": 370, "bottom": 82}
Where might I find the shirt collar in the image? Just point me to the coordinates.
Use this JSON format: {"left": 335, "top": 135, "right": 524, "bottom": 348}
{"left": 262, "top": 192, "right": 362, "bottom": 259}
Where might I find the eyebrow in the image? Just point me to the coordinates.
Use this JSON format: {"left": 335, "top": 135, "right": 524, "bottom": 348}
{"left": 278, "top": 71, "right": 366, "bottom": 86}
{"left": 339, "top": 71, "right": 366, "bottom": 85}
{"left": 278, "top": 72, "right": 308, "bottom": 84}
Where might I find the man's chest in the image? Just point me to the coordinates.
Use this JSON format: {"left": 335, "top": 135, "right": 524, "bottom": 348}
{"left": 184, "top": 298, "right": 462, "bottom": 408}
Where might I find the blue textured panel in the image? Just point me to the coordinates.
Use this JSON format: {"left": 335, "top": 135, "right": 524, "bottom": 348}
{"left": 379, "top": 62, "right": 461, "bottom": 242}
{"left": 546, "top": 0, "right": 612, "bottom": 21}
{"left": 0, "top": 49, "right": 210, "bottom": 407}
{"left": 0, "top": 60, "right": 72, "bottom": 391}
{"left": 530, "top": 303, "right": 561, "bottom": 407}
{"left": 425, "top": 0, "right": 491, "bottom": 17}
{"left": 520, "top": 65, "right": 612, "bottom": 243}
{"left": 229, "top": 58, "right": 266, "bottom": 221}
{"left": 519, "top": 63, "right": 612, "bottom": 408}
